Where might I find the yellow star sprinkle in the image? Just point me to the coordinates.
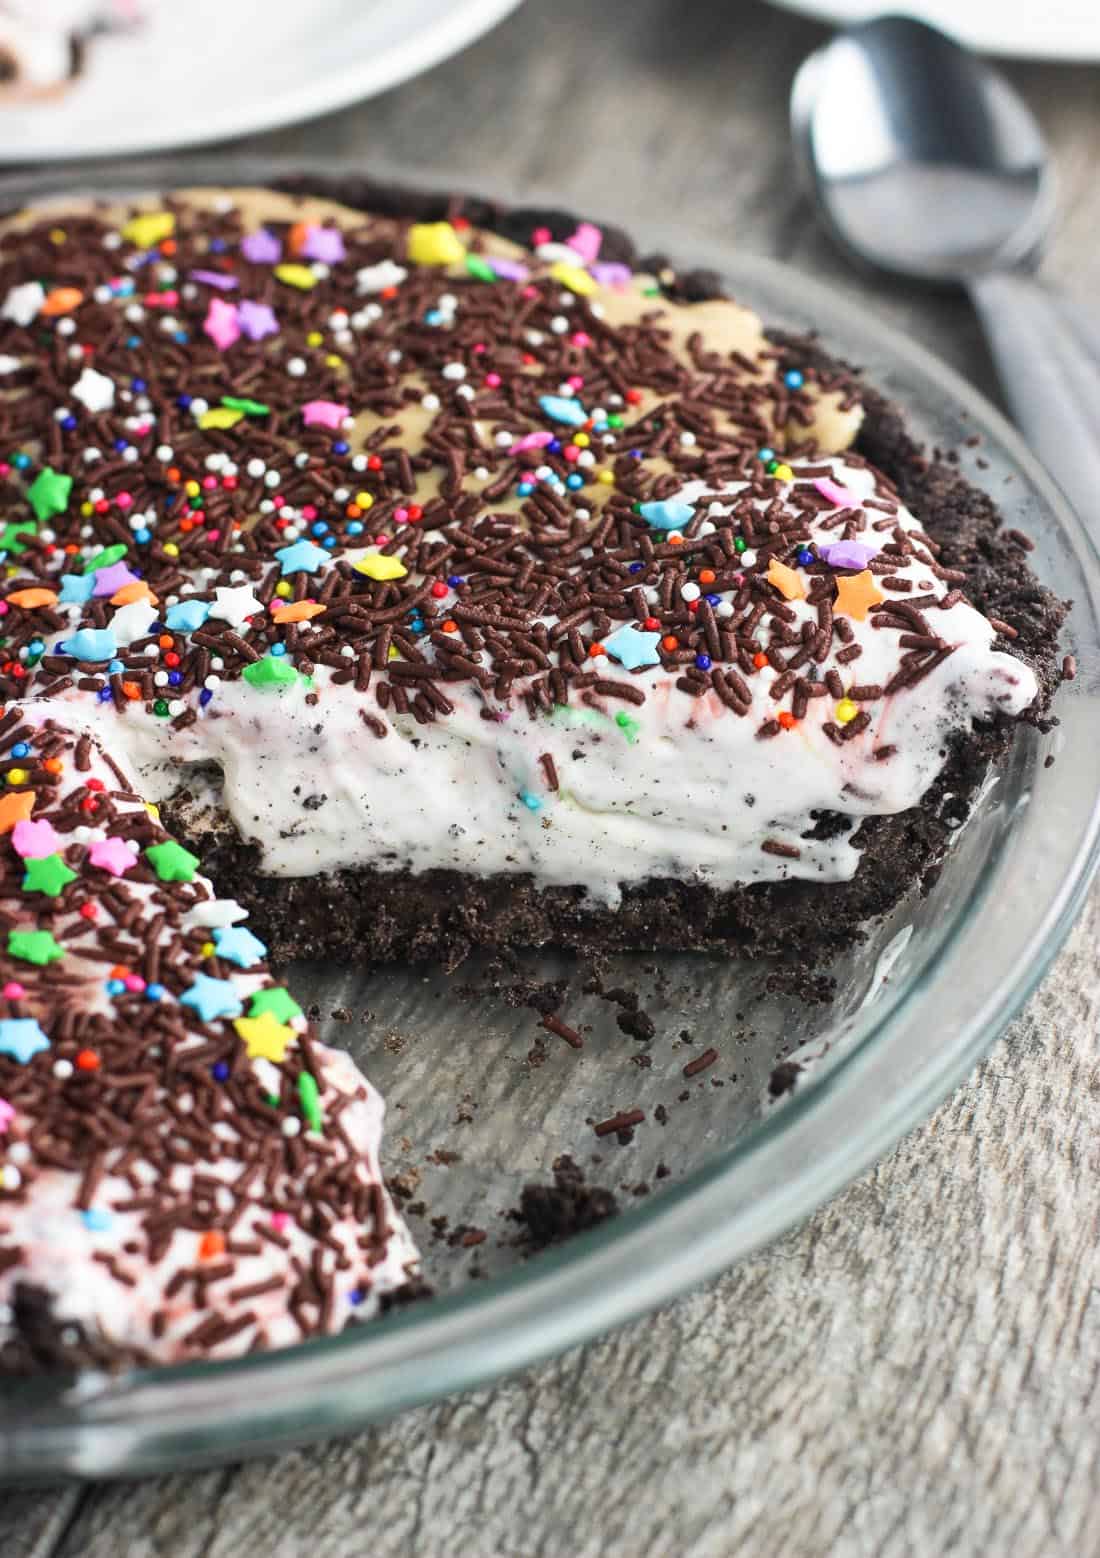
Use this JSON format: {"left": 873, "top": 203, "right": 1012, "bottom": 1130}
{"left": 198, "top": 408, "right": 244, "bottom": 430}
{"left": 234, "top": 1010, "right": 295, "bottom": 1064}
{"left": 407, "top": 222, "right": 466, "bottom": 267}
{"left": 121, "top": 211, "right": 175, "bottom": 249}
{"left": 354, "top": 553, "right": 408, "bottom": 582}
{"left": 767, "top": 558, "right": 806, "bottom": 602}
{"left": 834, "top": 569, "right": 886, "bottom": 622}
{"left": 549, "top": 261, "right": 597, "bottom": 296}
{"left": 274, "top": 263, "right": 317, "bottom": 290}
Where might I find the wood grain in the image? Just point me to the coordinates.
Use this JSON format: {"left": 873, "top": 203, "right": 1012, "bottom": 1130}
{"left": 4, "top": 1, "right": 1100, "bottom": 1552}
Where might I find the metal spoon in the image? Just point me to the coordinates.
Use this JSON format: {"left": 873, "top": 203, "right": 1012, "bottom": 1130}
{"left": 792, "top": 14, "right": 1100, "bottom": 522}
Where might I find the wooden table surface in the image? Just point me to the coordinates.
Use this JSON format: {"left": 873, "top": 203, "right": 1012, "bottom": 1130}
{"left": 5, "top": 2, "right": 1100, "bottom": 1552}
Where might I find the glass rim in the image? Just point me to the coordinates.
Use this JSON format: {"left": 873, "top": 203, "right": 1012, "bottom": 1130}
{"left": 1, "top": 157, "right": 1098, "bottom": 1480}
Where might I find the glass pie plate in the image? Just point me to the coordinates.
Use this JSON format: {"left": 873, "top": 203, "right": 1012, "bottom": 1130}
{"left": 0, "top": 159, "right": 1098, "bottom": 1481}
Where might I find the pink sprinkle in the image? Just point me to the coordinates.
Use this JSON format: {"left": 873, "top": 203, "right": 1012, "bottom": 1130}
{"left": 2, "top": 982, "right": 24, "bottom": 1000}
{"left": 115, "top": 491, "right": 132, "bottom": 510}
{"left": 814, "top": 476, "right": 863, "bottom": 510}
{"left": 531, "top": 226, "right": 551, "bottom": 246}
{"left": 571, "top": 332, "right": 591, "bottom": 349}
{"left": 393, "top": 508, "right": 409, "bottom": 525}
{"left": 0, "top": 464, "right": 9, "bottom": 477}
{"left": 0, "top": 1098, "right": 13, "bottom": 1132}
{"left": 0, "top": 603, "right": 8, "bottom": 617}
{"left": 522, "top": 285, "right": 539, "bottom": 299}
{"left": 374, "top": 533, "right": 390, "bottom": 545}
{"left": 485, "top": 372, "right": 501, "bottom": 388}
{"left": 472, "top": 342, "right": 487, "bottom": 354}
{"left": 201, "top": 475, "right": 217, "bottom": 491}
{"left": 564, "top": 445, "right": 580, "bottom": 463}
{"left": 205, "top": 529, "right": 220, "bottom": 543}
{"left": 271, "top": 1211, "right": 290, "bottom": 1231}
{"left": 520, "top": 470, "right": 536, "bottom": 484}
{"left": 567, "top": 375, "right": 584, "bottom": 391}
{"left": 123, "top": 974, "right": 145, "bottom": 992}
{"left": 566, "top": 221, "right": 603, "bottom": 264}
{"left": 511, "top": 431, "right": 554, "bottom": 453}
{"left": 301, "top": 504, "right": 317, "bottom": 521}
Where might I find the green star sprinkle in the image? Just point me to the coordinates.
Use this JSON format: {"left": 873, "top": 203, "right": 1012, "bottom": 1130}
{"left": 242, "top": 656, "right": 300, "bottom": 689}
{"left": 22, "top": 853, "right": 77, "bottom": 897}
{"left": 8, "top": 928, "right": 64, "bottom": 965}
{"left": 249, "top": 986, "right": 303, "bottom": 1023}
{"left": 298, "top": 1071, "right": 323, "bottom": 1132}
{"left": 144, "top": 839, "right": 200, "bottom": 883}
{"left": 221, "top": 395, "right": 270, "bottom": 416}
{"left": 464, "top": 254, "right": 496, "bottom": 282}
{"left": 82, "top": 543, "right": 128, "bottom": 575}
{"left": 0, "top": 520, "right": 37, "bottom": 555}
{"left": 26, "top": 466, "right": 72, "bottom": 522}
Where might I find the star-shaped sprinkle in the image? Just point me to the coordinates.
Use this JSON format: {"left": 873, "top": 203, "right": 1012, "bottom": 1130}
{"left": 272, "top": 601, "right": 325, "bottom": 625}
{"left": 92, "top": 560, "right": 139, "bottom": 598}
{"left": 121, "top": 210, "right": 174, "bottom": 248}
{"left": 820, "top": 541, "right": 879, "bottom": 570}
{"left": 0, "top": 1018, "right": 49, "bottom": 1064}
{"left": 71, "top": 366, "right": 115, "bottom": 414}
{"left": 602, "top": 624, "right": 663, "bottom": 671}
{"left": 189, "top": 269, "right": 238, "bottom": 291}
{"left": 111, "top": 580, "right": 157, "bottom": 607}
{"left": 249, "top": 985, "right": 303, "bottom": 1023}
{"left": 767, "top": 558, "right": 807, "bottom": 601}
{"left": 407, "top": 222, "right": 466, "bottom": 267}
{"left": 213, "top": 925, "right": 268, "bottom": 969}
{"left": 538, "top": 394, "right": 587, "bottom": 427}
{"left": 7, "top": 587, "right": 57, "bottom": 609}
{"left": 637, "top": 499, "right": 695, "bottom": 530}
{"left": 356, "top": 259, "right": 407, "bottom": 294}
{"left": 165, "top": 599, "right": 210, "bottom": 633}
{"left": 234, "top": 1010, "right": 294, "bottom": 1063}
{"left": 566, "top": 221, "right": 603, "bottom": 262}
{"left": 203, "top": 297, "right": 240, "bottom": 351}
{"left": 87, "top": 836, "right": 137, "bottom": 877}
{"left": 110, "top": 600, "right": 158, "bottom": 646}
{"left": 22, "top": 853, "right": 77, "bottom": 898}
{"left": 814, "top": 476, "right": 864, "bottom": 509}
{"left": 301, "top": 399, "right": 349, "bottom": 430}
{"left": 8, "top": 928, "right": 64, "bottom": 966}
{"left": 354, "top": 553, "right": 408, "bottom": 582}
{"left": 11, "top": 818, "right": 60, "bottom": 859}
{"left": 834, "top": 569, "right": 886, "bottom": 621}
{"left": 241, "top": 229, "right": 281, "bottom": 264}
{"left": 274, "top": 263, "right": 317, "bottom": 290}
{"left": 209, "top": 583, "right": 264, "bottom": 628}
{"left": 1, "top": 281, "right": 44, "bottom": 326}
{"left": 299, "top": 226, "right": 346, "bottom": 264}
{"left": 186, "top": 897, "right": 247, "bottom": 929}
{"left": 26, "top": 466, "right": 71, "bottom": 521}
{"left": 181, "top": 973, "right": 243, "bottom": 1023}
{"left": 242, "top": 655, "right": 301, "bottom": 689}
{"left": 145, "top": 839, "right": 199, "bottom": 883}
{"left": 237, "top": 300, "right": 279, "bottom": 340}
{"left": 0, "top": 521, "right": 37, "bottom": 554}
{"left": 58, "top": 572, "right": 95, "bottom": 605}
{"left": 58, "top": 628, "right": 118, "bottom": 662}
{"left": 0, "top": 792, "right": 35, "bottom": 835}
{"left": 275, "top": 539, "right": 329, "bottom": 575}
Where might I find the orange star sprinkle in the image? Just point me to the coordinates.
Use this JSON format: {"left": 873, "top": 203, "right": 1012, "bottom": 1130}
{"left": 7, "top": 588, "right": 58, "bottom": 609}
{"left": 287, "top": 220, "right": 312, "bottom": 257}
{"left": 834, "top": 569, "right": 886, "bottom": 621}
{"left": 110, "top": 581, "right": 157, "bottom": 606}
{"left": 39, "top": 287, "right": 83, "bottom": 317}
{"left": 271, "top": 601, "right": 327, "bottom": 625}
{"left": 767, "top": 558, "right": 807, "bottom": 602}
{"left": 0, "top": 790, "right": 34, "bottom": 835}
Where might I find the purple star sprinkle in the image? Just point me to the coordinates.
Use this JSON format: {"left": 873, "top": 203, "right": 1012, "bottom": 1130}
{"left": 237, "top": 300, "right": 279, "bottom": 341}
{"left": 240, "top": 229, "right": 281, "bottom": 265}
{"left": 300, "top": 227, "right": 346, "bottom": 265}
{"left": 821, "top": 541, "right": 880, "bottom": 570}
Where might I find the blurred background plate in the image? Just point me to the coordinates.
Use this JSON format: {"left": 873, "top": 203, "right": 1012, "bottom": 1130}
{"left": 767, "top": 0, "right": 1100, "bottom": 61}
{"left": 0, "top": 0, "right": 523, "bottom": 162}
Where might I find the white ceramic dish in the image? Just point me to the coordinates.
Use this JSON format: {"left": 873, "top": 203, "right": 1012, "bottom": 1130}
{"left": 768, "top": 0, "right": 1100, "bottom": 61}
{"left": 0, "top": 0, "right": 522, "bottom": 163}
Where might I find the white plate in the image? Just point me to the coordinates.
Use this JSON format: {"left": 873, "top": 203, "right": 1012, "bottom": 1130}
{"left": 768, "top": 0, "right": 1100, "bottom": 61}
{"left": 0, "top": 0, "right": 523, "bottom": 163}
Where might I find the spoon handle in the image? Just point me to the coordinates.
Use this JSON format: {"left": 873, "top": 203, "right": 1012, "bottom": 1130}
{"left": 969, "top": 271, "right": 1100, "bottom": 524}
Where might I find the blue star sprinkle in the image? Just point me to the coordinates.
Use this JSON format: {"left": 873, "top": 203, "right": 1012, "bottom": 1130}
{"left": 179, "top": 973, "right": 243, "bottom": 1023}
{"left": 165, "top": 599, "right": 211, "bottom": 633}
{"left": 58, "top": 628, "right": 118, "bottom": 662}
{"left": 636, "top": 499, "right": 696, "bottom": 530}
{"left": 58, "top": 572, "right": 96, "bottom": 605}
{"left": 602, "top": 624, "right": 663, "bottom": 671}
{"left": 212, "top": 925, "right": 268, "bottom": 969}
{"left": 274, "top": 539, "right": 330, "bottom": 576}
{"left": 0, "top": 1017, "right": 50, "bottom": 1064}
